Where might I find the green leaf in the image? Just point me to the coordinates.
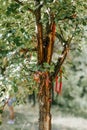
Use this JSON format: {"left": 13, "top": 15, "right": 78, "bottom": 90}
{"left": 6, "top": 3, "right": 20, "bottom": 15}
{"left": 14, "top": 86, "right": 18, "bottom": 93}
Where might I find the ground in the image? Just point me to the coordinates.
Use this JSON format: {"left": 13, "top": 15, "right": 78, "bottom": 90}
{"left": 0, "top": 103, "right": 87, "bottom": 130}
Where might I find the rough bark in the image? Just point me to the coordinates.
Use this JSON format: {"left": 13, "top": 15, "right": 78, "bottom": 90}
{"left": 38, "top": 73, "right": 52, "bottom": 130}
{"left": 46, "top": 22, "right": 56, "bottom": 64}
{"left": 35, "top": 0, "right": 44, "bottom": 64}
{"left": 34, "top": 1, "right": 52, "bottom": 130}
{"left": 34, "top": 2, "right": 70, "bottom": 130}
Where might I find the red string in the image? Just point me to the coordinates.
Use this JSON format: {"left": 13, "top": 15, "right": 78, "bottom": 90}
{"left": 55, "top": 76, "right": 58, "bottom": 93}
{"left": 58, "top": 82, "right": 62, "bottom": 94}
{"left": 55, "top": 69, "right": 62, "bottom": 94}
{"left": 59, "top": 69, "right": 62, "bottom": 94}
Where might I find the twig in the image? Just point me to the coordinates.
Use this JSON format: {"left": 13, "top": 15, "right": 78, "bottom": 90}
{"left": 14, "top": 0, "right": 34, "bottom": 14}
{"left": 51, "top": 43, "right": 69, "bottom": 79}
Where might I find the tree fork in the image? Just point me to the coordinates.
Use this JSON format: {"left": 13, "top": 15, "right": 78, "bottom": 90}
{"left": 34, "top": 1, "right": 52, "bottom": 130}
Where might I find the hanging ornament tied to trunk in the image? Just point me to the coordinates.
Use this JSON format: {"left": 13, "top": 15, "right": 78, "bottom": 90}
{"left": 55, "top": 69, "right": 62, "bottom": 94}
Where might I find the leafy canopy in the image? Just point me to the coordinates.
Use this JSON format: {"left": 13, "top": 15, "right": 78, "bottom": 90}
{"left": 0, "top": 0, "right": 87, "bottom": 105}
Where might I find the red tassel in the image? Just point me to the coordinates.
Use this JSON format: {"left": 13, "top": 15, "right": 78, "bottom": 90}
{"left": 55, "top": 69, "right": 62, "bottom": 94}
{"left": 55, "top": 76, "right": 58, "bottom": 92}
{"left": 58, "top": 82, "right": 62, "bottom": 94}
{"left": 58, "top": 69, "right": 62, "bottom": 94}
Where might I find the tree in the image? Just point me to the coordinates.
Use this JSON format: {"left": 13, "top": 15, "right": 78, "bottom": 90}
{"left": 0, "top": 0, "right": 87, "bottom": 130}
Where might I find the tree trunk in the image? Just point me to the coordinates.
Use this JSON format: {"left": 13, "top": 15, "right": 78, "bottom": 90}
{"left": 38, "top": 74, "right": 52, "bottom": 130}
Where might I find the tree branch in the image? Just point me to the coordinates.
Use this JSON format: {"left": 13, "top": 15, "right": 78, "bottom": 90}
{"left": 14, "top": 0, "right": 34, "bottom": 14}
{"left": 56, "top": 32, "right": 67, "bottom": 44}
{"left": 56, "top": 13, "right": 77, "bottom": 21}
{"left": 19, "top": 47, "right": 37, "bottom": 53}
{"left": 14, "top": 0, "right": 23, "bottom": 5}
{"left": 51, "top": 43, "right": 69, "bottom": 79}
{"left": 34, "top": 1, "right": 44, "bottom": 64}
